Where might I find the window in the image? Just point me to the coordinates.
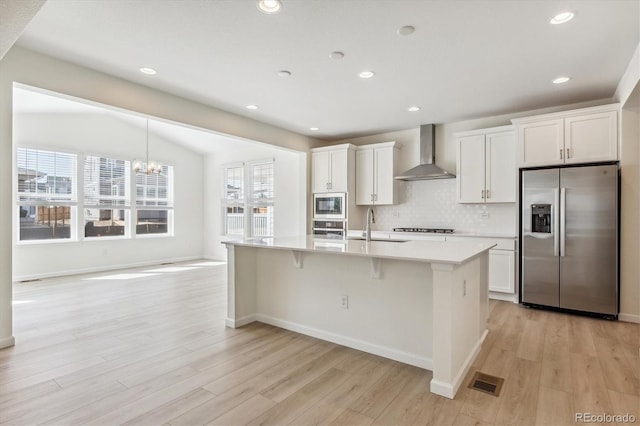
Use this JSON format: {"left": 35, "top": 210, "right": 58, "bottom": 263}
{"left": 224, "top": 165, "right": 244, "bottom": 236}
{"left": 17, "top": 148, "right": 77, "bottom": 241}
{"left": 135, "top": 164, "right": 174, "bottom": 235}
{"left": 249, "top": 161, "right": 274, "bottom": 237}
{"left": 83, "top": 155, "right": 130, "bottom": 238}
{"left": 223, "top": 160, "right": 274, "bottom": 237}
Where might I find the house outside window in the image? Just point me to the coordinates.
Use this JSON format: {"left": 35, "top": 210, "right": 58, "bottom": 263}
{"left": 135, "top": 164, "right": 174, "bottom": 236}
{"left": 223, "top": 160, "right": 274, "bottom": 237}
{"left": 83, "top": 155, "right": 130, "bottom": 238}
{"left": 17, "top": 148, "right": 77, "bottom": 241}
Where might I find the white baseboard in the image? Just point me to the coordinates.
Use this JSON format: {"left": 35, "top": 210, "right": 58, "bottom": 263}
{"left": 225, "top": 315, "right": 257, "bottom": 329}
{"left": 12, "top": 255, "right": 205, "bottom": 282}
{"left": 430, "top": 328, "right": 487, "bottom": 399}
{"left": 619, "top": 313, "right": 640, "bottom": 323}
{"left": 0, "top": 336, "right": 15, "bottom": 349}
{"left": 489, "top": 292, "right": 518, "bottom": 303}
{"left": 254, "top": 313, "right": 433, "bottom": 370}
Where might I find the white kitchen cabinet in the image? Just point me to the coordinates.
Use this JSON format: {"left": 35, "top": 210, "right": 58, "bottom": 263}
{"left": 564, "top": 111, "right": 617, "bottom": 164}
{"left": 355, "top": 142, "right": 397, "bottom": 205}
{"left": 513, "top": 104, "right": 618, "bottom": 167}
{"left": 446, "top": 236, "right": 516, "bottom": 296}
{"left": 456, "top": 126, "right": 515, "bottom": 203}
{"left": 489, "top": 249, "right": 515, "bottom": 294}
{"left": 311, "top": 144, "right": 353, "bottom": 193}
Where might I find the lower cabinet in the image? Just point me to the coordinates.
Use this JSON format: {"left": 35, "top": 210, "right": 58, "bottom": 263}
{"left": 445, "top": 236, "right": 516, "bottom": 298}
{"left": 489, "top": 249, "right": 515, "bottom": 294}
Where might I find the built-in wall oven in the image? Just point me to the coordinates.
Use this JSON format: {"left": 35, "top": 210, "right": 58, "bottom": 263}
{"left": 312, "top": 219, "right": 347, "bottom": 239}
{"left": 313, "top": 193, "right": 347, "bottom": 239}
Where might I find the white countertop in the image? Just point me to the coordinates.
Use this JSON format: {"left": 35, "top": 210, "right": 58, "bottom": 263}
{"left": 223, "top": 235, "right": 495, "bottom": 265}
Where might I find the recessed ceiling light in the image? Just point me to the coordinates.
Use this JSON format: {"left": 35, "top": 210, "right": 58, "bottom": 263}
{"left": 407, "top": 106, "right": 421, "bottom": 112}
{"left": 397, "top": 25, "right": 415, "bottom": 36}
{"left": 329, "top": 51, "right": 345, "bottom": 60}
{"left": 552, "top": 76, "right": 571, "bottom": 84}
{"left": 257, "top": 0, "right": 281, "bottom": 14}
{"left": 550, "top": 12, "right": 574, "bottom": 25}
{"left": 358, "top": 70, "right": 375, "bottom": 79}
{"left": 246, "top": 104, "right": 259, "bottom": 110}
{"left": 310, "top": 127, "right": 319, "bottom": 131}
{"left": 139, "top": 67, "right": 157, "bottom": 75}
{"left": 277, "top": 70, "right": 291, "bottom": 77}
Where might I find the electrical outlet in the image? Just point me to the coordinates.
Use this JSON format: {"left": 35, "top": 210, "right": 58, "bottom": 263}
{"left": 481, "top": 211, "right": 490, "bottom": 219}
{"left": 340, "top": 294, "right": 349, "bottom": 309}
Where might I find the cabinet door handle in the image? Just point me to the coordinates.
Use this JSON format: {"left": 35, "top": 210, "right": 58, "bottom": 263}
{"left": 374, "top": 194, "right": 378, "bottom": 201}
{"left": 566, "top": 148, "right": 571, "bottom": 159}
{"left": 486, "top": 189, "right": 490, "bottom": 199}
{"left": 560, "top": 149, "right": 564, "bottom": 160}
{"left": 481, "top": 190, "right": 485, "bottom": 199}
{"left": 370, "top": 194, "right": 373, "bottom": 202}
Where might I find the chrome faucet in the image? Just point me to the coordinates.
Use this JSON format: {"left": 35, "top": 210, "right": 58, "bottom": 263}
{"left": 363, "top": 208, "right": 375, "bottom": 242}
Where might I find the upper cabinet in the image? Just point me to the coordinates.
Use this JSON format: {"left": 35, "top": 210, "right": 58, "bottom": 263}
{"left": 311, "top": 144, "right": 354, "bottom": 193}
{"left": 456, "top": 125, "right": 516, "bottom": 203}
{"left": 355, "top": 142, "right": 398, "bottom": 205}
{"left": 512, "top": 104, "right": 619, "bottom": 167}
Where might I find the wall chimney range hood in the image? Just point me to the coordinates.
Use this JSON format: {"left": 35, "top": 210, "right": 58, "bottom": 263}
{"left": 394, "top": 124, "right": 455, "bottom": 180}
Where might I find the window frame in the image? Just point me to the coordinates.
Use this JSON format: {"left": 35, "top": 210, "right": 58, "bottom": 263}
{"left": 82, "top": 153, "right": 132, "bottom": 240}
{"left": 16, "top": 146, "right": 78, "bottom": 244}
{"left": 133, "top": 163, "right": 175, "bottom": 238}
{"left": 15, "top": 145, "right": 176, "bottom": 244}
{"left": 222, "top": 159, "right": 274, "bottom": 238}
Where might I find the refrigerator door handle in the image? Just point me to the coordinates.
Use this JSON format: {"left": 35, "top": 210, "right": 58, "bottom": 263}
{"left": 554, "top": 188, "right": 560, "bottom": 257}
{"left": 560, "top": 187, "right": 566, "bottom": 257}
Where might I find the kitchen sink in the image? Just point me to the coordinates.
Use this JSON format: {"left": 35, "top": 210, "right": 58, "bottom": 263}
{"left": 347, "top": 237, "right": 409, "bottom": 243}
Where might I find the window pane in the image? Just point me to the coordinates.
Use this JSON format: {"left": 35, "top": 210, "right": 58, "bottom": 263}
{"left": 226, "top": 167, "right": 243, "bottom": 200}
{"left": 84, "top": 155, "right": 130, "bottom": 207}
{"left": 84, "top": 208, "right": 126, "bottom": 238}
{"left": 18, "top": 205, "right": 72, "bottom": 241}
{"left": 252, "top": 205, "right": 273, "bottom": 237}
{"left": 226, "top": 206, "right": 244, "bottom": 235}
{"left": 136, "top": 165, "right": 173, "bottom": 207}
{"left": 137, "top": 210, "right": 168, "bottom": 235}
{"left": 17, "top": 148, "right": 76, "bottom": 202}
{"left": 251, "top": 162, "right": 273, "bottom": 201}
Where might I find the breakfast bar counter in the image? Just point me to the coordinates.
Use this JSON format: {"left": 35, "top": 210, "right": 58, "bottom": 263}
{"left": 223, "top": 236, "right": 494, "bottom": 398}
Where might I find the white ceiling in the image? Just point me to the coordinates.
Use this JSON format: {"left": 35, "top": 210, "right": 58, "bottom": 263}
{"left": 12, "top": 0, "right": 640, "bottom": 141}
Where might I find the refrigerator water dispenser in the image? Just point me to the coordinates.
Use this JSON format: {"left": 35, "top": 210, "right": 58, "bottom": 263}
{"left": 531, "top": 204, "right": 551, "bottom": 233}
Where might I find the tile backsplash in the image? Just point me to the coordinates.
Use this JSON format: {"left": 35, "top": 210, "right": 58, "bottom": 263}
{"left": 372, "top": 179, "right": 516, "bottom": 234}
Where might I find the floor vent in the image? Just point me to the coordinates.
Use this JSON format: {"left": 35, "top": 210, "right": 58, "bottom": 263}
{"left": 468, "top": 371, "right": 504, "bottom": 397}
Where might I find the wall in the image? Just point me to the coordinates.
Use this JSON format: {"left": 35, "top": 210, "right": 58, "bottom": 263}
{"left": 12, "top": 113, "right": 204, "bottom": 280}
{"left": 619, "top": 85, "right": 640, "bottom": 322}
{"left": 203, "top": 140, "right": 306, "bottom": 261}
{"left": 374, "top": 180, "right": 516, "bottom": 235}
{"left": 616, "top": 40, "right": 640, "bottom": 322}
{"left": 0, "top": 46, "right": 318, "bottom": 348}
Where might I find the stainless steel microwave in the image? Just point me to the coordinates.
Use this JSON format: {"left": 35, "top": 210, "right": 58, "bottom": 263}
{"left": 313, "top": 192, "right": 346, "bottom": 219}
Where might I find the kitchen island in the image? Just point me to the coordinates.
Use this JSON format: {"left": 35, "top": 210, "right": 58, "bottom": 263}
{"left": 223, "top": 236, "right": 494, "bottom": 398}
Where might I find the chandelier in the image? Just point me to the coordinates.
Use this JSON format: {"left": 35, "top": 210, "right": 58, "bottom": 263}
{"left": 133, "top": 119, "right": 162, "bottom": 175}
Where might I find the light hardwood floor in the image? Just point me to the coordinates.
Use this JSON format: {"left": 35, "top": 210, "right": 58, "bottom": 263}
{"left": 1, "top": 261, "right": 638, "bottom": 425}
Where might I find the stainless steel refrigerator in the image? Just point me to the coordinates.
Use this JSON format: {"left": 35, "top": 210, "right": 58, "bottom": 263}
{"left": 520, "top": 163, "right": 619, "bottom": 319}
